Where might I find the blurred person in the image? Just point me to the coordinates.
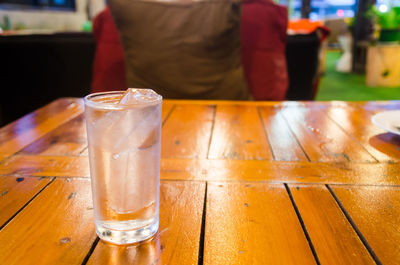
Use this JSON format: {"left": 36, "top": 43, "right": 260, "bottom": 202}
{"left": 241, "top": 0, "right": 288, "bottom": 100}
{"left": 108, "top": 0, "right": 249, "bottom": 100}
{"left": 93, "top": 0, "right": 289, "bottom": 100}
{"left": 91, "top": 6, "right": 127, "bottom": 93}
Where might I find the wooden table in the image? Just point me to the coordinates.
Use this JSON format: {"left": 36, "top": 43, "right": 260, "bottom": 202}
{"left": 0, "top": 98, "right": 399, "bottom": 265}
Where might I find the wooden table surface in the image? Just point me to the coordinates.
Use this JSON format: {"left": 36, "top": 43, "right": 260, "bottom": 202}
{"left": 0, "top": 98, "right": 399, "bottom": 265}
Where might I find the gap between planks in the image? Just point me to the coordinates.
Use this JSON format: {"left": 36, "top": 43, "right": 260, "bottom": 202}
{"left": 284, "top": 183, "right": 321, "bottom": 265}
{"left": 162, "top": 105, "right": 176, "bottom": 127}
{"left": 206, "top": 107, "right": 217, "bottom": 159}
{"left": 0, "top": 177, "right": 56, "bottom": 231}
{"left": 276, "top": 108, "right": 311, "bottom": 162}
{"left": 323, "top": 111, "right": 379, "bottom": 163}
{"left": 81, "top": 237, "right": 100, "bottom": 265}
{"left": 78, "top": 180, "right": 209, "bottom": 265}
{"left": 0, "top": 101, "right": 84, "bottom": 163}
{"left": 257, "top": 106, "right": 276, "bottom": 161}
{"left": 197, "top": 182, "right": 208, "bottom": 265}
{"left": 326, "top": 185, "right": 382, "bottom": 265}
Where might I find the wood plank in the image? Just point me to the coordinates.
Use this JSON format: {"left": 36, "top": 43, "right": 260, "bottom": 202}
{"left": 331, "top": 185, "right": 400, "bottom": 264}
{"left": 164, "top": 100, "right": 400, "bottom": 109}
{"left": 0, "top": 155, "right": 90, "bottom": 177}
{"left": 0, "top": 98, "right": 84, "bottom": 161}
{"left": 368, "top": 132, "right": 400, "bottom": 162}
{"left": 0, "top": 178, "right": 97, "bottom": 265}
{"left": 208, "top": 105, "right": 273, "bottom": 160}
{"left": 161, "top": 104, "right": 214, "bottom": 159}
{"left": 165, "top": 99, "right": 284, "bottom": 106}
{"left": 258, "top": 106, "right": 308, "bottom": 161}
{"left": 289, "top": 184, "right": 375, "bottom": 265}
{"left": 164, "top": 100, "right": 400, "bottom": 107}
{"left": 161, "top": 159, "right": 400, "bottom": 185}
{"left": 20, "top": 114, "right": 87, "bottom": 156}
{"left": 87, "top": 181, "right": 205, "bottom": 265}
{"left": 280, "top": 106, "right": 376, "bottom": 163}
{"left": 2, "top": 156, "right": 400, "bottom": 185}
{"left": 0, "top": 98, "right": 79, "bottom": 139}
{"left": 0, "top": 176, "right": 53, "bottom": 227}
{"left": 324, "top": 104, "right": 400, "bottom": 162}
{"left": 204, "top": 182, "right": 316, "bottom": 264}
{"left": 356, "top": 101, "right": 400, "bottom": 110}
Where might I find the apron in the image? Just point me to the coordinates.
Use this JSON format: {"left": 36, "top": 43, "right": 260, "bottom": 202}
{"left": 109, "top": 0, "right": 249, "bottom": 99}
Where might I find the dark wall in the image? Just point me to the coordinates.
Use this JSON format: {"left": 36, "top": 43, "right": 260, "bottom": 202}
{"left": 0, "top": 32, "right": 95, "bottom": 126}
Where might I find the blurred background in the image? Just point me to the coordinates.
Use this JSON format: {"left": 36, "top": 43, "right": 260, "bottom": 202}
{"left": 0, "top": 0, "right": 400, "bottom": 126}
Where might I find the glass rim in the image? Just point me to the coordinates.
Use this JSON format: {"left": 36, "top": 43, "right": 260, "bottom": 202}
{"left": 84, "top": 90, "right": 162, "bottom": 110}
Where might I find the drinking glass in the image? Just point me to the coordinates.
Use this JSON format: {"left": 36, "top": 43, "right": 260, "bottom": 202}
{"left": 84, "top": 89, "right": 162, "bottom": 244}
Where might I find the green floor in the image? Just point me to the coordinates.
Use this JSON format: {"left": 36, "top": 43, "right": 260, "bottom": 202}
{"left": 315, "top": 51, "right": 400, "bottom": 101}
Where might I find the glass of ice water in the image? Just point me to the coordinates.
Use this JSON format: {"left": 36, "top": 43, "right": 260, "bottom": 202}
{"left": 84, "top": 89, "right": 162, "bottom": 245}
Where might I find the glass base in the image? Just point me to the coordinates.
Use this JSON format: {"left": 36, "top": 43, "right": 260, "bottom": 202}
{"left": 95, "top": 218, "right": 159, "bottom": 245}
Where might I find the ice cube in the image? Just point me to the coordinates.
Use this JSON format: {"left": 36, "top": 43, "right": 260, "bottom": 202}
{"left": 138, "top": 127, "right": 159, "bottom": 150}
{"left": 119, "top": 88, "right": 161, "bottom": 105}
{"left": 112, "top": 103, "right": 161, "bottom": 153}
{"left": 90, "top": 88, "right": 161, "bottom": 153}
{"left": 108, "top": 142, "right": 159, "bottom": 215}
{"left": 89, "top": 110, "right": 135, "bottom": 150}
